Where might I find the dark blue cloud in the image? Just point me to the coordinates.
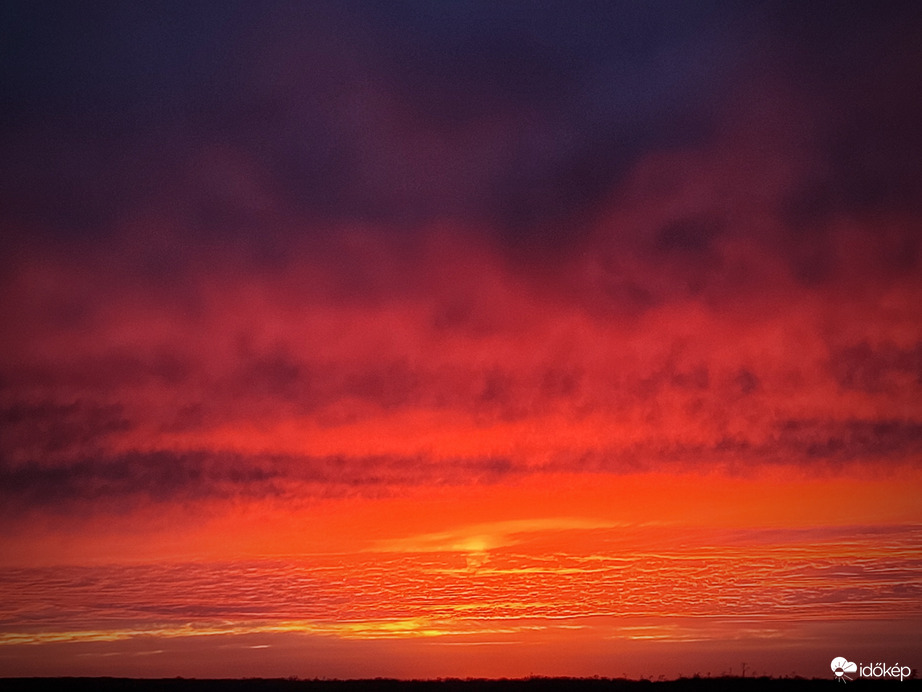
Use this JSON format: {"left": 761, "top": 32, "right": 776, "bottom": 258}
{"left": 0, "top": 1, "right": 748, "bottom": 245}
{"left": 1, "top": 1, "right": 921, "bottom": 277}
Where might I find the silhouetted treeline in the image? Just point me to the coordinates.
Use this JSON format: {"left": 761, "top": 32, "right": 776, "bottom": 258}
{"left": 3, "top": 676, "right": 921, "bottom": 692}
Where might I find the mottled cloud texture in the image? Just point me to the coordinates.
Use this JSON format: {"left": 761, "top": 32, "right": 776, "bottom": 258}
{"left": 1, "top": 1, "right": 921, "bottom": 517}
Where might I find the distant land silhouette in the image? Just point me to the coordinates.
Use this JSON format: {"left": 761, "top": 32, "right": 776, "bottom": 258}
{"left": 2, "top": 677, "right": 920, "bottom": 691}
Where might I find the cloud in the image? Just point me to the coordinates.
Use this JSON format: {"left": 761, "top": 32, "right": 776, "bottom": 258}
{"left": 0, "top": 451, "right": 279, "bottom": 515}
{"left": 0, "top": 400, "right": 135, "bottom": 464}
{"left": 829, "top": 341, "right": 922, "bottom": 394}
{"left": 1, "top": 2, "right": 921, "bottom": 524}
{"left": 772, "top": 419, "right": 922, "bottom": 464}
{"left": 4, "top": 408, "right": 920, "bottom": 518}
{"left": 1, "top": 219, "right": 919, "bottom": 517}
{"left": 0, "top": 1, "right": 755, "bottom": 247}
{"left": 0, "top": 449, "right": 527, "bottom": 517}
{"left": 371, "top": 518, "right": 620, "bottom": 554}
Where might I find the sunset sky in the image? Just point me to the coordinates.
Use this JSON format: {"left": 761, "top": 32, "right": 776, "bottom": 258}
{"left": 1, "top": 0, "right": 921, "bottom": 680}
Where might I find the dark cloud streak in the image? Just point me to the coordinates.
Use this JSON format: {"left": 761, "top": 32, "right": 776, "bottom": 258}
{"left": 0, "top": 450, "right": 523, "bottom": 517}
{"left": 4, "top": 412, "right": 921, "bottom": 517}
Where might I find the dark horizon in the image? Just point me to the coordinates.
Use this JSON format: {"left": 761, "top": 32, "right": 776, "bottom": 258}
{"left": 3, "top": 673, "right": 921, "bottom": 689}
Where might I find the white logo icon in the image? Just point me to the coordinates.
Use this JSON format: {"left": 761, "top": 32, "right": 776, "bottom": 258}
{"left": 831, "top": 657, "right": 858, "bottom": 682}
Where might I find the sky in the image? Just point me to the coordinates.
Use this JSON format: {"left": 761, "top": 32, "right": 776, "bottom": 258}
{"left": 1, "top": 0, "right": 921, "bottom": 680}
